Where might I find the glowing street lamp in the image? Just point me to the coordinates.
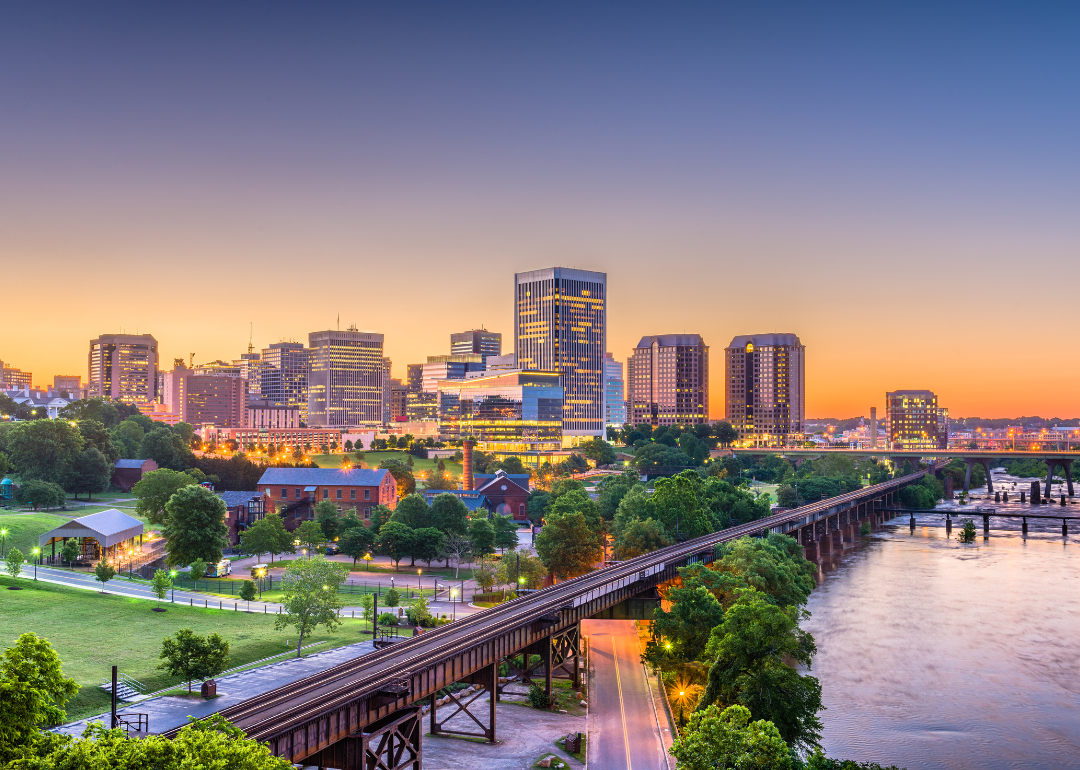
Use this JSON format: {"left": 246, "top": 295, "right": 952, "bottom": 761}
{"left": 417, "top": 568, "right": 422, "bottom": 593}
{"left": 169, "top": 570, "right": 177, "bottom": 602}
{"left": 32, "top": 547, "right": 40, "bottom": 580}
{"left": 362, "top": 553, "right": 373, "bottom": 571}
{"left": 450, "top": 588, "right": 458, "bottom": 621}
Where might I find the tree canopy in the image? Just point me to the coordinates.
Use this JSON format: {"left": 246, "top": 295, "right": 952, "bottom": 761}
{"left": 162, "top": 485, "right": 229, "bottom": 567}
{"left": 275, "top": 556, "right": 349, "bottom": 657}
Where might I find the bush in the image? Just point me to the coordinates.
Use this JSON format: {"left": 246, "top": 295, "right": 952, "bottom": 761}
{"left": 859, "top": 522, "right": 872, "bottom": 536}
{"left": 527, "top": 683, "right": 552, "bottom": 709}
{"left": 377, "top": 612, "right": 398, "bottom": 626}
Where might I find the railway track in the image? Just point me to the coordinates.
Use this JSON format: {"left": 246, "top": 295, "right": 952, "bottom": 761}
{"left": 165, "top": 468, "right": 929, "bottom": 741}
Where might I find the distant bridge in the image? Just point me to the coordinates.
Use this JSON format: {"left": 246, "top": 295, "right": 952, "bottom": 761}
{"left": 152, "top": 469, "right": 932, "bottom": 769}
{"left": 726, "top": 448, "right": 1078, "bottom": 497}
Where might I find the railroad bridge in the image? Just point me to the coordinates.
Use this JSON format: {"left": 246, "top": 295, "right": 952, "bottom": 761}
{"left": 161, "top": 469, "right": 932, "bottom": 769}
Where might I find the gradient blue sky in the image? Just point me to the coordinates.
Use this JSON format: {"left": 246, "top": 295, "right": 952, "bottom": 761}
{"left": 2, "top": 2, "right": 1078, "bottom": 417}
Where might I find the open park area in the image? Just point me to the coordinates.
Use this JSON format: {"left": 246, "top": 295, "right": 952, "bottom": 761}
{"left": 0, "top": 574, "right": 375, "bottom": 722}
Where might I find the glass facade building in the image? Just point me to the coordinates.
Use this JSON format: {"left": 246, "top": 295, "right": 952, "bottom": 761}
{"left": 627, "top": 335, "right": 708, "bottom": 427}
{"left": 261, "top": 342, "right": 309, "bottom": 422}
{"left": 450, "top": 329, "right": 502, "bottom": 360}
{"left": 307, "top": 329, "right": 384, "bottom": 428}
{"left": 604, "top": 353, "right": 627, "bottom": 428}
{"left": 514, "top": 267, "right": 606, "bottom": 442}
{"left": 886, "top": 390, "right": 948, "bottom": 450}
{"left": 88, "top": 333, "right": 158, "bottom": 404}
{"left": 437, "top": 371, "right": 563, "bottom": 462}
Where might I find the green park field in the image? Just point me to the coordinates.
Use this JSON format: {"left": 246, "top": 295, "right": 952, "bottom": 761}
{"left": 0, "top": 575, "right": 376, "bottom": 722}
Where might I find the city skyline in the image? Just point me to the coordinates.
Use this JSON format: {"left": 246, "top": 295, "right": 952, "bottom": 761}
{"left": 4, "top": 4, "right": 1080, "bottom": 418}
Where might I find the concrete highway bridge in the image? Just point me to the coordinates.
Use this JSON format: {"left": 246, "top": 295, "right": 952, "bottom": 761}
{"left": 156, "top": 469, "right": 933, "bottom": 769}
{"left": 728, "top": 448, "right": 1079, "bottom": 496}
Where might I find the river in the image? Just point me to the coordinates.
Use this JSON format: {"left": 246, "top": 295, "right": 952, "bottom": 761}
{"left": 802, "top": 509, "right": 1080, "bottom": 770}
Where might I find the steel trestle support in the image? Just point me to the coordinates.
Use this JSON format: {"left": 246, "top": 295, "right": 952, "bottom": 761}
{"left": 429, "top": 660, "right": 498, "bottom": 744}
{"left": 308, "top": 706, "right": 421, "bottom": 770}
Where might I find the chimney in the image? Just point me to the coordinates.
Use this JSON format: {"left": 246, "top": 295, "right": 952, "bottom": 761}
{"left": 870, "top": 407, "right": 878, "bottom": 449}
{"left": 462, "top": 440, "right": 474, "bottom": 490}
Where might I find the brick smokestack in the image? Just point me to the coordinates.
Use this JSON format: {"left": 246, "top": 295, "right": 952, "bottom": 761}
{"left": 870, "top": 407, "right": 878, "bottom": 449}
{"left": 462, "top": 440, "right": 474, "bottom": 490}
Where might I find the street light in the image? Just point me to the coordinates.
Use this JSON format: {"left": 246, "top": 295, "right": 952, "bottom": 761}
{"left": 417, "top": 569, "right": 422, "bottom": 594}
{"left": 170, "top": 570, "right": 177, "bottom": 602}
{"left": 32, "top": 548, "right": 40, "bottom": 580}
{"left": 450, "top": 588, "right": 458, "bottom": 621}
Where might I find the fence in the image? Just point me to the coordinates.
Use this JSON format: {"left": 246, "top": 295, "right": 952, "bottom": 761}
{"left": 170, "top": 576, "right": 443, "bottom": 601}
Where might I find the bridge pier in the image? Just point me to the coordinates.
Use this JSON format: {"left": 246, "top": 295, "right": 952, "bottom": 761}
{"left": 429, "top": 660, "right": 499, "bottom": 744}
{"left": 309, "top": 706, "right": 423, "bottom": 770}
{"left": 818, "top": 533, "right": 832, "bottom": 559}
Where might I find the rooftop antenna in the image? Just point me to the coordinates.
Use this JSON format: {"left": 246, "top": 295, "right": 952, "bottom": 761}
{"left": 337, "top": 313, "right": 340, "bottom": 331}
{"left": 189, "top": 353, "right": 195, "bottom": 368}
{"left": 248, "top": 322, "right": 254, "bottom": 354}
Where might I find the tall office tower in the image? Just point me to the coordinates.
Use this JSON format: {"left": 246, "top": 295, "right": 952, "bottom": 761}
{"left": 193, "top": 360, "right": 242, "bottom": 377}
{"left": 514, "top": 267, "right": 606, "bottom": 442}
{"left": 389, "top": 378, "right": 408, "bottom": 421}
{"left": 235, "top": 351, "right": 266, "bottom": 399}
{"left": 626, "top": 335, "right": 708, "bottom": 428}
{"left": 603, "top": 353, "right": 627, "bottom": 428}
{"left": 307, "top": 328, "right": 384, "bottom": 428}
{"left": 162, "top": 363, "right": 245, "bottom": 427}
{"left": 261, "top": 342, "right": 309, "bottom": 421}
{"left": 406, "top": 364, "right": 423, "bottom": 393}
{"left": 381, "top": 357, "right": 393, "bottom": 425}
{"left": 88, "top": 333, "right": 158, "bottom": 403}
{"left": 725, "top": 334, "right": 805, "bottom": 446}
{"left": 450, "top": 329, "right": 502, "bottom": 360}
{"left": 886, "top": 390, "right": 948, "bottom": 450}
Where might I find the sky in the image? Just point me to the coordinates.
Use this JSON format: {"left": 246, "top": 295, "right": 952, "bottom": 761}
{"left": 2, "top": 2, "right": 1079, "bottom": 418}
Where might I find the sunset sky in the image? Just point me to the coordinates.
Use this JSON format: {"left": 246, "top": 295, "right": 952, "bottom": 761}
{"left": 2, "top": 3, "right": 1078, "bottom": 418}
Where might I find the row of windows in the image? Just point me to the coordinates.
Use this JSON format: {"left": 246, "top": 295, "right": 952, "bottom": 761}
{"left": 279, "top": 486, "right": 372, "bottom": 501}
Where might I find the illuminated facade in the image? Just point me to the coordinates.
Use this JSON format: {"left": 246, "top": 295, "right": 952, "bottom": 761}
{"left": 885, "top": 390, "right": 948, "bottom": 450}
{"left": 604, "top": 353, "right": 627, "bottom": 427}
{"left": 88, "top": 333, "right": 158, "bottom": 404}
{"left": 725, "top": 334, "right": 804, "bottom": 445}
{"left": 260, "top": 342, "right": 309, "bottom": 422}
{"left": 514, "top": 267, "right": 606, "bottom": 442}
{"left": 436, "top": 370, "right": 563, "bottom": 463}
{"left": 627, "top": 335, "right": 708, "bottom": 427}
{"left": 307, "top": 328, "right": 384, "bottom": 428}
{"left": 450, "top": 329, "right": 502, "bottom": 360}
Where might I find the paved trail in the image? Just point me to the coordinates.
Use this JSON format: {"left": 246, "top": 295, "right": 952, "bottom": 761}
{"left": 583, "top": 619, "right": 667, "bottom": 770}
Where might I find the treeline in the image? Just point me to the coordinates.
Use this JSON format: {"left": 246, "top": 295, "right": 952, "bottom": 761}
{"left": 651, "top": 535, "right": 905, "bottom": 769}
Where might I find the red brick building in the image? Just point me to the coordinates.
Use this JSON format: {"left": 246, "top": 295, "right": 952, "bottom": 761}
{"left": 111, "top": 459, "right": 159, "bottom": 492}
{"left": 472, "top": 470, "right": 530, "bottom": 520}
{"left": 256, "top": 467, "right": 397, "bottom": 529}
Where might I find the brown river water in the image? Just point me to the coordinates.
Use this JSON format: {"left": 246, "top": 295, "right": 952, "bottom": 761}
{"left": 802, "top": 513, "right": 1080, "bottom": 769}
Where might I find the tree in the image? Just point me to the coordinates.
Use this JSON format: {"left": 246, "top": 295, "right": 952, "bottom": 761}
{"left": 315, "top": 500, "right": 341, "bottom": 542}
{"left": 239, "top": 580, "right": 257, "bottom": 607}
{"left": 597, "top": 471, "right": 640, "bottom": 520}
{"left": 495, "top": 549, "right": 547, "bottom": 589}
{"left": 425, "top": 468, "right": 456, "bottom": 490}
{"left": 369, "top": 504, "right": 393, "bottom": 532}
{"left": 409, "top": 527, "right": 445, "bottom": 566}
{"left": 406, "top": 593, "right": 433, "bottom": 627}
{"left": 651, "top": 584, "right": 724, "bottom": 662}
{"left": 68, "top": 446, "right": 112, "bottom": 500}
{"left": 698, "top": 589, "right": 823, "bottom": 753}
{"left": 6, "top": 548, "right": 24, "bottom": 580}
{"left": 581, "top": 437, "right": 617, "bottom": 466}
{"left": 275, "top": 556, "right": 349, "bottom": 657}
{"left": 670, "top": 704, "right": 794, "bottom": 770}
{"left": 534, "top": 510, "right": 603, "bottom": 581}
{"left": 429, "top": 493, "right": 469, "bottom": 534}
{"left": 776, "top": 484, "right": 798, "bottom": 508}
{"left": 339, "top": 524, "right": 376, "bottom": 565}
{"left": 60, "top": 538, "right": 80, "bottom": 566}
{"left": 139, "top": 426, "right": 191, "bottom": 470}
{"left": 158, "top": 628, "right": 231, "bottom": 693}
{"left": 440, "top": 531, "right": 473, "bottom": 578}
{"left": 652, "top": 472, "right": 712, "bottom": 540}
{"left": 294, "top": 520, "right": 325, "bottom": 552}
{"left": 162, "top": 485, "right": 229, "bottom": 567}
{"left": 93, "top": 560, "right": 115, "bottom": 592}
{"left": 713, "top": 422, "right": 739, "bottom": 448}
{"left": 133, "top": 469, "right": 198, "bottom": 525}
{"left": 472, "top": 556, "right": 497, "bottom": 593}
{"left": 706, "top": 535, "right": 816, "bottom": 609}
{"left": 492, "top": 514, "right": 519, "bottom": 552}
{"left": 390, "top": 493, "right": 433, "bottom": 529}
{"left": 614, "top": 518, "right": 672, "bottom": 559}
{"left": 377, "top": 521, "right": 414, "bottom": 568}
{"left": 468, "top": 518, "right": 496, "bottom": 556}
{"left": 384, "top": 587, "right": 401, "bottom": 607}
{"left": 359, "top": 594, "right": 375, "bottom": 621}
{"left": 111, "top": 420, "right": 145, "bottom": 458}
{"left": 6, "top": 419, "right": 83, "bottom": 484}
{"left": 76, "top": 419, "right": 120, "bottom": 463}
{"left": 150, "top": 569, "right": 173, "bottom": 608}
{"left": 14, "top": 479, "right": 66, "bottom": 511}
{"left": 0, "top": 633, "right": 80, "bottom": 757}
{"left": 188, "top": 558, "right": 208, "bottom": 582}
{"left": 240, "top": 514, "right": 292, "bottom": 563}
{"left": 379, "top": 459, "right": 416, "bottom": 498}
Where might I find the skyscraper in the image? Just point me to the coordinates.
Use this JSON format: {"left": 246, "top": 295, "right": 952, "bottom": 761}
{"left": 885, "top": 390, "right": 948, "bottom": 450}
{"left": 450, "top": 329, "right": 502, "bottom": 360}
{"left": 260, "top": 342, "right": 309, "bottom": 421}
{"left": 604, "top": 353, "right": 627, "bottom": 428}
{"left": 88, "top": 333, "right": 158, "bottom": 403}
{"left": 514, "top": 267, "right": 606, "bottom": 442}
{"left": 626, "top": 335, "right": 708, "bottom": 428}
{"left": 307, "top": 328, "right": 384, "bottom": 428}
{"left": 725, "top": 334, "right": 805, "bottom": 446}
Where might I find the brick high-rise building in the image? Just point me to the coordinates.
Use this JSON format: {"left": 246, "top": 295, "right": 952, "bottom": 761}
{"left": 162, "top": 364, "right": 245, "bottom": 427}
{"left": 389, "top": 378, "right": 407, "bottom": 421}
{"left": 514, "top": 267, "right": 606, "bottom": 442}
{"left": 885, "top": 390, "right": 948, "bottom": 450}
{"left": 627, "top": 335, "right": 708, "bottom": 427}
{"left": 88, "top": 333, "right": 158, "bottom": 404}
{"left": 725, "top": 334, "right": 804, "bottom": 446}
{"left": 307, "top": 328, "right": 384, "bottom": 428}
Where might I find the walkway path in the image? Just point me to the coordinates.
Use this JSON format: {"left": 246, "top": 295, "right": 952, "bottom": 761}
{"left": 57, "top": 640, "right": 379, "bottom": 737}
{"left": 583, "top": 619, "right": 667, "bottom": 770}
{"left": 26, "top": 565, "right": 483, "bottom": 619}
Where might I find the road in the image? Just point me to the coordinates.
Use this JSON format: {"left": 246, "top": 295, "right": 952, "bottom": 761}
{"left": 584, "top": 619, "right": 667, "bottom": 770}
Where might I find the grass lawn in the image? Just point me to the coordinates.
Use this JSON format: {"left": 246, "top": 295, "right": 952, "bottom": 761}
{"left": 310, "top": 451, "right": 464, "bottom": 487}
{"left": 0, "top": 575, "right": 376, "bottom": 722}
{"left": 0, "top": 512, "right": 72, "bottom": 558}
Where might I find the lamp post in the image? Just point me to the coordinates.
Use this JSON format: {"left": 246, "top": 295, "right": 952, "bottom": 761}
{"left": 362, "top": 552, "right": 372, "bottom": 571}
{"left": 417, "top": 569, "right": 422, "bottom": 594}
{"left": 256, "top": 567, "right": 266, "bottom": 600}
{"left": 169, "top": 570, "right": 177, "bottom": 602}
{"left": 32, "top": 547, "right": 40, "bottom": 580}
{"left": 450, "top": 588, "right": 457, "bottom": 621}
